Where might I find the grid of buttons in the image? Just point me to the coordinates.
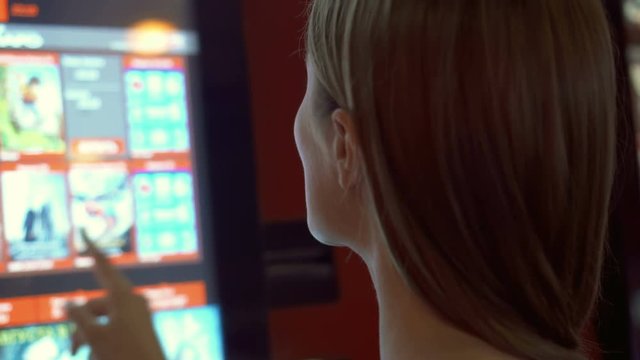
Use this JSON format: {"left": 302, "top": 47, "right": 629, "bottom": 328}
{"left": 126, "top": 70, "right": 190, "bottom": 154}
{"left": 133, "top": 172, "right": 197, "bottom": 256}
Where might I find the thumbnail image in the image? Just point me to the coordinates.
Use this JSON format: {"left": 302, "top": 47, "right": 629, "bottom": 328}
{"left": 0, "top": 61, "right": 66, "bottom": 155}
{"left": 69, "top": 167, "right": 134, "bottom": 256}
{"left": 0, "top": 323, "right": 88, "bottom": 360}
{"left": 1, "top": 171, "right": 71, "bottom": 261}
{"left": 134, "top": 172, "right": 198, "bottom": 257}
{"left": 154, "top": 306, "right": 224, "bottom": 360}
{"left": 126, "top": 70, "right": 190, "bottom": 154}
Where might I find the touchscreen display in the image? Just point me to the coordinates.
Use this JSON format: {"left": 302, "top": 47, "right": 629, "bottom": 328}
{"left": 0, "top": 1, "right": 224, "bottom": 359}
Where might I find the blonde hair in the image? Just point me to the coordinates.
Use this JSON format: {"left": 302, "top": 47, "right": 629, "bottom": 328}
{"left": 306, "top": 1, "right": 616, "bottom": 359}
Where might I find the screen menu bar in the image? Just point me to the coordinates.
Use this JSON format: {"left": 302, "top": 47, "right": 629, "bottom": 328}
{"left": 0, "top": 24, "right": 198, "bottom": 55}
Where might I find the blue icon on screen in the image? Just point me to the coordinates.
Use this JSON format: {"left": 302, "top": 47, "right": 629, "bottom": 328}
{"left": 126, "top": 71, "right": 145, "bottom": 95}
{"left": 174, "top": 128, "right": 190, "bottom": 151}
{"left": 126, "top": 69, "right": 191, "bottom": 154}
{"left": 168, "top": 103, "right": 187, "bottom": 123}
{"left": 145, "top": 71, "right": 166, "bottom": 101}
{"left": 174, "top": 173, "right": 193, "bottom": 198}
{"left": 181, "top": 231, "right": 198, "bottom": 253}
{"left": 154, "top": 306, "right": 225, "bottom": 360}
{"left": 134, "top": 172, "right": 198, "bottom": 257}
{"left": 129, "top": 128, "right": 148, "bottom": 152}
{"left": 166, "top": 72, "right": 186, "bottom": 97}
{"left": 129, "top": 106, "right": 144, "bottom": 124}
{"left": 0, "top": 306, "right": 225, "bottom": 360}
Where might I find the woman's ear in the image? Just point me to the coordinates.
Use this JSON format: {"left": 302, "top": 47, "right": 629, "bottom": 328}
{"left": 331, "top": 109, "right": 361, "bottom": 191}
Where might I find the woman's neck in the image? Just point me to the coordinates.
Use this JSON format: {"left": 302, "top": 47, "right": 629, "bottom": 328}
{"left": 361, "top": 242, "right": 517, "bottom": 360}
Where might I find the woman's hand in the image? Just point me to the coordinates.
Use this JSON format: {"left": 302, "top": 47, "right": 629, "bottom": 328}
{"left": 66, "top": 240, "right": 165, "bottom": 360}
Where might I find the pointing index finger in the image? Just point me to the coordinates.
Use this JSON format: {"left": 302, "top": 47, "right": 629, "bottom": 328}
{"left": 84, "top": 237, "right": 132, "bottom": 296}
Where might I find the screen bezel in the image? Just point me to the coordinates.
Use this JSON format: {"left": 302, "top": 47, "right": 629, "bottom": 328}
{"left": 190, "top": 1, "right": 271, "bottom": 359}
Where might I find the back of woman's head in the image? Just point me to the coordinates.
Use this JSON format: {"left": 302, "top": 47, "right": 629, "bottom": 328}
{"left": 306, "top": 0, "right": 616, "bottom": 359}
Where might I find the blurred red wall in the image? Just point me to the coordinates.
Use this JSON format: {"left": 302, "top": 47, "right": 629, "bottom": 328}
{"left": 242, "top": 1, "right": 380, "bottom": 359}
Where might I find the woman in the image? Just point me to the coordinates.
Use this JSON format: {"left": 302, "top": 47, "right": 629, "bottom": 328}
{"left": 67, "top": 0, "right": 616, "bottom": 359}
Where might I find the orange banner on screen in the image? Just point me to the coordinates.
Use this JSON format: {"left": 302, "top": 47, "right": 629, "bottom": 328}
{"left": 0, "top": 0, "right": 8, "bottom": 22}
{"left": 0, "top": 297, "right": 37, "bottom": 327}
{"left": 137, "top": 281, "right": 207, "bottom": 311}
{"left": 6, "top": 259, "right": 74, "bottom": 273}
{"left": 130, "top": 157, "right": 192, "bottom": 172}
{"left": 124, "top": 56, "right": 185, "bottom": 70}
{"left": 0, "top": 281, "right": 208, "bottom": 327}
{"left": 71, "top": 139, "right": 126, "bottom": 157}
{"left": 74, "top": 253, "right": 139, "bottom": 269}
{"left": 11, "top": 3, "right": 39, "bottom": 18}
{"left": 0, "top": 162, "right": 67, "bottom": 172}
{"left": 37, "top": 290, "right": 104, "bottom": 324}
{"left": 0, "top": 51, "right": 58, "bottom": 65}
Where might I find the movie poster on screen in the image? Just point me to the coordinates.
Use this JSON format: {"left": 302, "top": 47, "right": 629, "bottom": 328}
{"left": 1, "top": 169, "right": 71, "bottom": 262}
{"left": 68, "top": 164, "right": 134, "bottom": 257}
{"left": 0, "top": 53, "right": 66, "bottom": 159}
{"left": 0, "top": 323, "right": 89, "bottom": 360}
